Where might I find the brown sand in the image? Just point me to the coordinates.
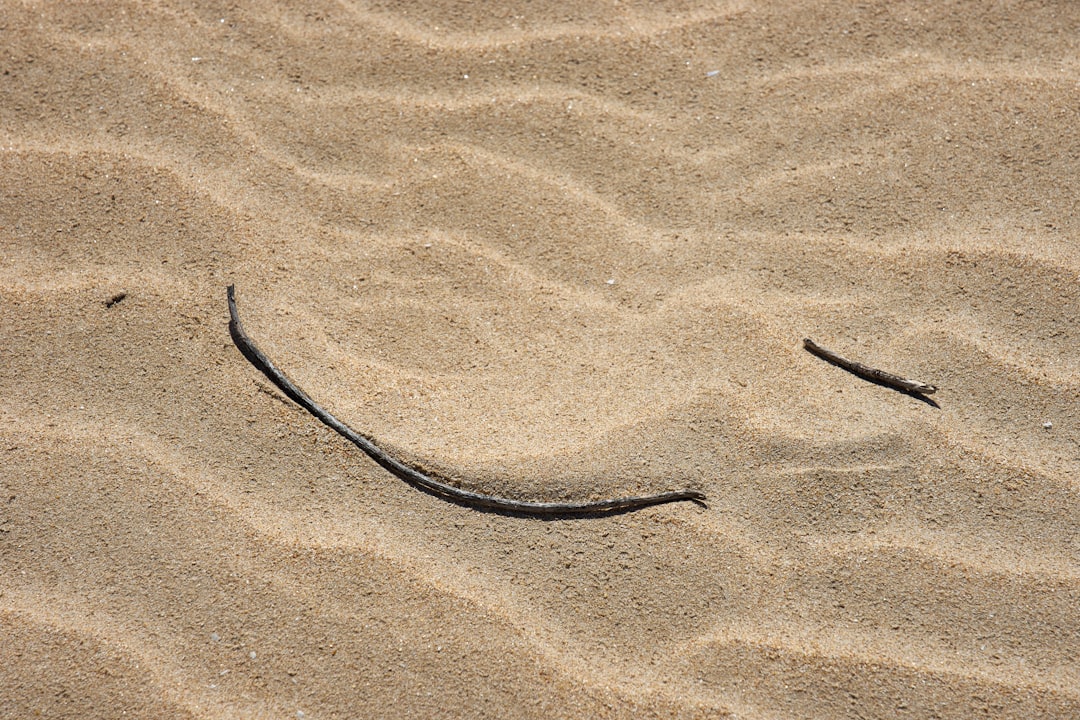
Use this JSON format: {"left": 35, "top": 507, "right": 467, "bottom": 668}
{"left": 2, "top": 1, "right": 1078, "bottom": 718}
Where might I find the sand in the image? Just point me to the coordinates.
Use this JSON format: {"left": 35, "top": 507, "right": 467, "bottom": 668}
{"left": 1, "top": 1, "right": 1078, "bottom": 718}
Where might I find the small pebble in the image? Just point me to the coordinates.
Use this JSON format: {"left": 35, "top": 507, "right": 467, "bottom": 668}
{"left": 1042, "top": 421, "right": 1053, "bottom": 429}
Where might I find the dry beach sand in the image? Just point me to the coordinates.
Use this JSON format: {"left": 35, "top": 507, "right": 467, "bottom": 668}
{"left": 2, "top": 1, "right": 1079, "bottom": 717}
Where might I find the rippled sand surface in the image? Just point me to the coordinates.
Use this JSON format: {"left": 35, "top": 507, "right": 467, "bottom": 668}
{"left": 2, "top": 2, "right": 1078, "bottom": 718}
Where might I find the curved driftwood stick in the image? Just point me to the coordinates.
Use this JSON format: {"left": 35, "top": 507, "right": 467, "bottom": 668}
{"left": 803, "top": 338, "right": 937, "bottom": 395}
{"left": 227, "top": 285, "right": 706, "bottom": 515}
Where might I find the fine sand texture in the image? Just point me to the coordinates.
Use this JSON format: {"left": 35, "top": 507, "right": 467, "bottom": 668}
{"left": 2, "top": 1, "right": 1078, "bottom": 718}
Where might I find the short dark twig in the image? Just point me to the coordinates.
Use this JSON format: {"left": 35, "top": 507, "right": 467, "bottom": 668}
{"left": 227, "top": 285, "right": 706, "bottom": 515}
{"left": 803, "top": 337, "right": 937, "bottom": 396}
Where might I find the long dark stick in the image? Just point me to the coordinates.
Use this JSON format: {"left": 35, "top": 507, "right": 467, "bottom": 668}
{"left": 803, "top": 337, "right": 937, "bottom": 395}
{"left": 227, "top": 285, "right": 705, "bottom": 515}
